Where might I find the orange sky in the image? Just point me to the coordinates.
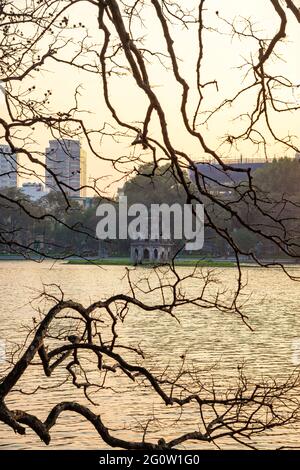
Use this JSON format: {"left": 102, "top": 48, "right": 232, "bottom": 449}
{"left": 1, "top": 0, "right": 299, "bottom": 196}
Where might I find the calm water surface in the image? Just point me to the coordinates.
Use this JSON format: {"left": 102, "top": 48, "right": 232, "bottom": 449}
{"left": 0, "top": 261, "right": 300, "bottom": 449}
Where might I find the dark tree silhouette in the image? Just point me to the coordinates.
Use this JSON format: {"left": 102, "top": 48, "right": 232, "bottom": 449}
{"left": 1, "top": 0, "right": 300, "bottom": 449}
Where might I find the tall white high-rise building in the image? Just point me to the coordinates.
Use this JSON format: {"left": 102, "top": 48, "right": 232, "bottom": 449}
{"left": 0, "top": 144, "right": 18, "bottom": 189}
{"left": 45, "top": 139, "right": 87, "bottom": 197}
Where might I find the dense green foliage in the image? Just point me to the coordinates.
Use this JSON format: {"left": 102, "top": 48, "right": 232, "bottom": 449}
{"left": 1, "top": 159, "right": 300, "bottom": 260}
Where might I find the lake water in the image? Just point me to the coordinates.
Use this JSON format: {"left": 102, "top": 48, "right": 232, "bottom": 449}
{"left": 0, "top": 260, "right": 300, "bottom": 449}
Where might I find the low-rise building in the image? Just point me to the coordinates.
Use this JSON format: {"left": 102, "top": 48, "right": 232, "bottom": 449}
{"left": 21, "top": 182, "right": 46, "bottom": 201}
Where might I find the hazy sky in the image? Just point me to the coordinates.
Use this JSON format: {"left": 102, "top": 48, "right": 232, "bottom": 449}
{"left": 1, "top": 0, "right": 299, "bottom": 195}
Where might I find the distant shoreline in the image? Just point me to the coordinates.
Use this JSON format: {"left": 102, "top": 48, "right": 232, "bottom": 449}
{"left": 66, "top": 258, "right": 236, "bottom": 267}
{"left": 1, "top": 254, "right": 300, "bottom": 268}
{"left": 0, "top": 254, "right": 234, "bottom": 267}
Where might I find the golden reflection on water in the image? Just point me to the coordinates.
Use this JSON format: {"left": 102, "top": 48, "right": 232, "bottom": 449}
{"left": 0, "top": 261, "right": 300, "bottom": 449}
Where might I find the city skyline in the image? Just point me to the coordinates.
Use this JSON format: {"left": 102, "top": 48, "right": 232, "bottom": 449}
{"left": 0, "top": 0, "right": 298, "bottom": 199}
{"left": 0, "top": 138, "right": 88, "bottom": 197}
